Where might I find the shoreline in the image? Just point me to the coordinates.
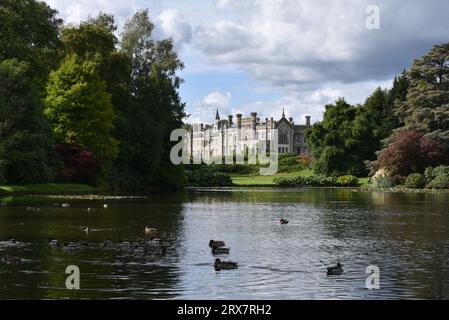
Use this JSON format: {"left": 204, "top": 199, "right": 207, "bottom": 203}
{"left": 2, "top": 183, "right": 449, "bottom": 198}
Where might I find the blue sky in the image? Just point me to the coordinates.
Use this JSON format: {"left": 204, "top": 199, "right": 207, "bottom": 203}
{"left": 44, "top": 0, "right": 449, "bottom": 124}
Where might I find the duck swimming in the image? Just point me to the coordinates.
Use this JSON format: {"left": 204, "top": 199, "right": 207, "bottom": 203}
{"left": 145, "top": 226, "right": 157, "bottom": 234}
{"left": 9, "top": 237, "right": 17, "bottom": 244}
{"left": 209, "top": 240, "right": 225, "bottom": 247}
{"left": 327, "top": 262, "right": 344, "bottom": 276}
{"left": 48, "top": 238, "right": 61, "bottom": 248}
{"left": 1, "top": 255, "right": 21, "bottom": 265}
{"left": 62, "top": 243, "right": 79, "bottom": 251}
{"left": 214, "top": 258, "right": 238, "bottom": 271}
{"left": 280, "top": 219, "right": 289, "bottom": 224}
{"left": 212, "top": 246, "right": 230, "bottom": 255}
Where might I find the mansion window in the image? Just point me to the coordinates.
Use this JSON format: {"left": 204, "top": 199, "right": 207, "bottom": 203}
{"left": 279, "top": 127, "right": 289, "bottom": 145}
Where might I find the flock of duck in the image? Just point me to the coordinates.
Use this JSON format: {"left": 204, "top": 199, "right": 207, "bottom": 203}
{"left": 208, "top": 218, "right": 344, "bottom": 276}
{"left": 1, "top": 202, "right": 344, "bottom": 276}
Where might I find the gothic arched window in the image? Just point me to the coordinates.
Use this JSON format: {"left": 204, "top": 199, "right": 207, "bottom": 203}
{"left": 279, "top": 127, "right": 289, "bottom": 145}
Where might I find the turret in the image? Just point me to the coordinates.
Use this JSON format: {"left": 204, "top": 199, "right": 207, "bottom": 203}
{"left": 236, "top": 114, "right": 242, "bottom": 129}
{"left": 305, "top": 115, "right": 311, "bottom": 127}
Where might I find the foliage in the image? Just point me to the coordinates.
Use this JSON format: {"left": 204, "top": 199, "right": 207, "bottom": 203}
{"left": 336, "top": 175, "right": 360, "bottom": 187}
{"left": 373, "top": 131, "right": 447, "bottom": 177}
{"left": 108, "top": 10, "right": 186, "bottom": 189}
{"left": 44, "top": 54, "right": 119, "bottom": 182}
{"left": 425, "top": 166, "right": 449, "bottom": 189}
{"left": 370, "top": 176, "right": 395, "bottom": 189}
{"left": 185, "top": 169, "right": 232, "bottom": 187}
{"left": 274, "top": 175, "right": 337, "bottom": 187}
{"left": 404, "top": 173, "right": 426, "bottom": 189}
{"left": 306, "top": 98, "right": 382, "bottom": 176}
{"left": 298, "top": 154, "right": 312, "bottom": 168}
{"left": 0, "top": 0, "right": 62, "bottom": 87}
{"left": 55, "top": 143, "right": 101, "bottom": 185}
{"left": 0, "top": 59, "right": 57, "bottom": 184}
{"left": 395, "top": 43, "right": 449, "bottom": 149}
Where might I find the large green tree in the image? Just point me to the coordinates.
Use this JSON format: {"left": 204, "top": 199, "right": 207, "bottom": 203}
{"left": 44, "top": 54, "right": 118, "bottom": 182}
{"left": 0, "top": 0, "right": 62, "bottom": 87}
{"left": 306, "top": 98, "right": 382, "bottom": 176}
{"left": 107, "top": 9, "right": 186, "bottom": 189}
{"left": 0, "top": 59, "right": 57, "bottom": 184}
{"left": 395, "top": 43, "right": 449, "bottom": 149}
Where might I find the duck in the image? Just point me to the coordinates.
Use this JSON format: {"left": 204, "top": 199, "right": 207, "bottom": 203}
{"left": 280, "top": 218, "right": 289, "bottom": 224}
{"left": 8, "top": 237, "right": 17, "bottom": 244}
{"left": 212, "top": 246, "right": 230, "bottom": 255}
{"left": 133, "top": 245, "right": 145, "bottom": 253}
{"left": 327, "top": 262, "right": 344, "bottom": 276}
{"left": 145, "top": 226, "right": 157, "bottom": 234}
{"left": 209, "top": 240, "right": 225, "bottom": 247}
{"left": 1, "top": 255, "right": 21, "bottom": 265}
{"left": 103, "top": 239, "right": 114, "bottom": 247}
{"left": 103, "top": 204, "right": 108, "bottom": 209}
{"left": 48, "top": 238, "right": 61, "bottom": 248}
{"left": 214, "top": 258, "right": 238, "bottom": 271}
{"left": 62, "top": 242, "right": 79, "bottom": 251}
{"left": 61, "top": 203, "right": 70, "bottom": 208}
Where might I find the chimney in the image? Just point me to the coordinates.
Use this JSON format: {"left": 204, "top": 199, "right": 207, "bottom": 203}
{"left": 228, "top": 115, "right": 233, "bottom": 126}
{"left": 305, "top": 116, "right": 311, "bottom": 127}
{"left": 250, "top": 112, "right": 257, "bottom": 130}
{"left": 236, "top": 114, "right": 242, "bottom": 129}
{"left": 200, "top": 123, "right": 204, "bottom": 131}
{"left": 270, "top": 117, "right": 274, "bottom": 129}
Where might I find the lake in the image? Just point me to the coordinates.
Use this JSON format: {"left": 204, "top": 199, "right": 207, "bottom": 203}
{"left": 1, "top": 188, "right": 449, "bottom": 299}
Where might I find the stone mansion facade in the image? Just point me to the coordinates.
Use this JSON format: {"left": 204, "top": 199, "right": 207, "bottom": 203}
{"left": 186, "top": 109, "right": 311, "bottom": 161}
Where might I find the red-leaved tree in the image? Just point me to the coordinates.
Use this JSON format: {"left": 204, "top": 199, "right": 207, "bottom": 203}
{"left": 56, "top": 143, "right": 101, "bottom": 185}
{"left": 376, "top": 131, "right": 447, "bottom": 177}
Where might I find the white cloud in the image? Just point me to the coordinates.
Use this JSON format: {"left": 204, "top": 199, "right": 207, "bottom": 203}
{"left": 158, "top": 9, "right": 192, "bottom": 47}
{"left": 188, "top": 91, "right": 232, "bottom": 123}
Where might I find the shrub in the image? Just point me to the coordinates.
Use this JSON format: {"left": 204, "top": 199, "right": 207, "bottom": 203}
{"left": 425, "top": 166, "right": 449, "bottom": 189}
{"left": 274, "top": 175, "right": 337, "bottom": 187}
{"left": 425, "top": 166, "right": 449, "bottom": 182}
{"left": 336, "top": 175, "right": 359, "bottom": 187}
{"left": 374, "top": 131, "right": 447, "bottom": 177}
{"left": 56, "top": 143, "right": 101, "bottom": 185}
{"left": 371, "top": 176, "right": 395, "bottom": 189}
{"left": 404, "top": 173, "right": 426, "bottom": 189}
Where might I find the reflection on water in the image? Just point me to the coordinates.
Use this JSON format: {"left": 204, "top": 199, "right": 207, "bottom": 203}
{"left": 1, "top": 189, "right": 449, "bottom": 299}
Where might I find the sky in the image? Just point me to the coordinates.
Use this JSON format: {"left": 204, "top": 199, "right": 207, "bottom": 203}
{"left": 43, "top": 0, "right": 449, "bottom": 125}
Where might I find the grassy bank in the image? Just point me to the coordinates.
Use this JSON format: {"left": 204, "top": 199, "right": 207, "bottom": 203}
{"left": 0, "top": 183, "right": 96, "bottom": 196}
{"left": 231, "top": 170, "right": 370, "bottom": 187}
{"left": 231, "top": 170, "right": 313, "bottom": 186}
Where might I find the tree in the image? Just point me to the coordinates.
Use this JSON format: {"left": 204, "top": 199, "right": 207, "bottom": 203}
{"left": 395, "top": 43, "right": 449, "bottom": 149}
{"left": 55, "top": 143, "right": 101, "bottom": 185}
{"left": 306, "top": 98, "right": 382, "bottom": 176}
{"left": 374, "top": 131, "right": 447, "bottom": 177}
{"left": 0, "top": 59, "right": 57, "bottom": 184}
{"left": 107, "top": 10, "right": 186, "bottom": 189}
{"left": 0, "top": 0, "right": 62, "bottom": 88}
{"left": 44, "top": 54, "right": 118, "bottom": 183}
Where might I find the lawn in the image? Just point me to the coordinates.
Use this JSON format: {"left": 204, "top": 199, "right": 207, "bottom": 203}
{"left": 231, "top": 170, "right": 314, "bottom": 186}
{"left": 0, "top": 183, "right": 95, "bottom": 195}
{"left": 231, "top": 170, "right": 370, "bottom": 187}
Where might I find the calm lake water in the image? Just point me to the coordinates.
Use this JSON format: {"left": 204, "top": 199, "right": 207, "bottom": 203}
{"left": 1, "top": 188, "right": 449, "bottom": 300}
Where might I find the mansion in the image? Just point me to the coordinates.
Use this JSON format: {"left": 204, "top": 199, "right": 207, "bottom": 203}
{"left": 186, "top": 109, "right": 312, "bottom": 161}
